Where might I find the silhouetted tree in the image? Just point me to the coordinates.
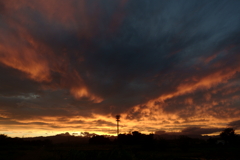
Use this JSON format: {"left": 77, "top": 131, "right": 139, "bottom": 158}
{"left": 156, "top": 138, "right": 169, "bottom": 151}
{"left": 118, "top": 131, "right": 154, "bottom": 146}
{"left": 0, "top": 134, "right": 8, "bottom": 139}
{"left": 89, "top": 135, "right": 111, "bottom": 145}
{"left": 178, "top": 135, "right": 191, "bottom": 151}
{"left": 116, "top": 115, "right": 120, "bottom": 136}
{"left": 0, "top": 134, "right": 9, "bottom": 145}
{"left": 220, "top": 128, "right": 236, "bottom": 144}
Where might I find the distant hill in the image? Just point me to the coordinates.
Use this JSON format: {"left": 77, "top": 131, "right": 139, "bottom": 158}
{"left": 154, "top": 134, "right": 219, "bottom": 140}
{"left": 23, "top": 135, "right": 90, "bottom": 144}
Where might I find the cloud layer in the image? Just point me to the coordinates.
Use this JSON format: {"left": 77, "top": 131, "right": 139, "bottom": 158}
{"left": 0, "top": 0, "right": 240, "bottom": 136}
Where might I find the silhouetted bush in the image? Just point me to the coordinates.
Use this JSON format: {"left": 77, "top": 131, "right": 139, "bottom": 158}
{"left": 155, "top": 138, "right": 169, "bottom": 151}
{"left": 26, "top": 139, "right": 52, "bottom": 146}
{"left": 0, "top": 135, "right": 53, "bottom": 147}
{"left": 89, "top": 135, "right": 111, "bottom": 145}
{"left": 220, "top": 128, "right": 237, "bottom": 145}
{"left": 207, "top": 137, "right": 217, "bottom": 146}
{"left": 178, "top": 135, "right": 191, "bottom": 151}
{"left": 118, "top": 131, "right": 154, "bottom": 146}
{"left": 0, "top": 134, "right": 9, "bottom": 145}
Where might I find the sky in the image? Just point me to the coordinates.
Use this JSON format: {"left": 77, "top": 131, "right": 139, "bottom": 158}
{"left": 0, "top": 0, "right": 240, "bottom": 137}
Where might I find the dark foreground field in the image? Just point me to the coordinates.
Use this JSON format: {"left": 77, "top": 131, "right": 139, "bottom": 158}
{"left": 0, "top": 143, "right": 240, "bottom": 160}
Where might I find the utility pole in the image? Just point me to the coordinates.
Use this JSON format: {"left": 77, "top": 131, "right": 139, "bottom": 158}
{"left": 116, "top": 115, "right": 120, "bottom": 136}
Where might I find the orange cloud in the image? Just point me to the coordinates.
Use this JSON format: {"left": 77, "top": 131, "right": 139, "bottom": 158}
{"left": 0, "top": 0, "right": 108, "bottom": 100}
{"left": 147, "top": 64, "right": 240, "bottom": 106}
{"left": 0, "top": 34, "right": 51, "bottom": 82}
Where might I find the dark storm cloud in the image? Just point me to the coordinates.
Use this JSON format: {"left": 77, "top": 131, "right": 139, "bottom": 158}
{"left": 0, "top": 1, "right": 5, "bottom": 14}
{"left": 0, "top": 65, "right": 42, "bottom": 96}
{"left": 228, "top": 120, "right": 240, "bottom": 129}
{"left": 0, "top": 115, "right": 116, "bottom": 131}
{"left": 66, "top": 119, "right": 115, "bottom": 127}
{"left": 0, "top": 117, "right": 47, "bottom": 125}
{"left": 0, "top": 89, "right": 98, "bottom": 120}
{"left": 93, "top": 120, "right": 116, "bottom": 126}
{"left": 156, "top": 126, "right": 224, "bottom": 135}
{"left": 181, "top": 127, "right": 224, "bottom": 135}
{"left": 83, "top": 0, "right": 240, "bottom": 112}
{"left": 0, "top": 0, "right": 240, "bottom": 134}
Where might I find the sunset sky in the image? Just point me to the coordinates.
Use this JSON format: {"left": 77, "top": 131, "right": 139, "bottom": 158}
{"left": 0, "top": 0, "right": 240, "bottom": 137}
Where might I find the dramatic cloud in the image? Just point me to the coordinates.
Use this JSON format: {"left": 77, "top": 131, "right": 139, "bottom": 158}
{"left": 0, "top": 0, "right": 240, "bottom": 137}
{"left": 155, "top": 126, "right": 225, "bottom": 136}
{"left": 181, "top": 127, "right": 224, "bottom": 135}
{"left": 228, "top": 120, "right": 240, "bottom": 129}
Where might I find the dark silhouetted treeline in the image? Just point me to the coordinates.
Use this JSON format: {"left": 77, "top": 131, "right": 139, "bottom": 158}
{"left": 118, "top": 131, "right": 154, "bottom": 145}
{"left": 0, "top": 134, "right": 52, "bottom": 146}
{"left": 0, "top": 129, "right": 240, "bottom": 160}
{"left": 88, "top": 129, "right": 240, "bottom": 150}
{"left": 89, "top": 135, "right": 111, "bottom": 145}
